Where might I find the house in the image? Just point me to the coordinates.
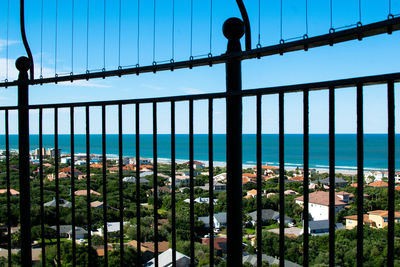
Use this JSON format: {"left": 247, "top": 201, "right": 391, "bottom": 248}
{"left": 365, "top": 170, "right": 387, "bottom": 182}
{"left": 75, "top": 189, "right": 101, "bottom": 196}
{"left": 288, "top": 176, "right": 304, "bottom": 182}
{"left": 213, "top": 173, "right": 227, "bottom": 183}
{"left": 319, "top": 177, "right": 348, "bottom": 187}
{"left": 90, "top": 201, "right": 118, "bottom": 210}
{"left": 127, "top": 240, "right": 169, "bottom": 253}
{"left": 201, "top": 237, "right": 227, "bottom": 255}
{"left": 195, "top": 182, "right": 226, "bottom": 192}
{"left": 246, "top": 189, "right": 258, "bottom": 198}
{"left": 184, "top": 160, "right": 205, "bottom": 169}
{"left": 242, "top": 173, "right": 257, "bottom": 178}
{"left": 0, "top": 189, "right": 20, "bottom": 196}
{"left": 44, "top": 198, "right": 72, "bottom": 208}
{"left": 144, "top": 248, "right": 190, "bottom": 267}
{"left": 335, "top": 191, "right": 354, "bottom": 203}
{"left": 59, "top": 167, "right": 83, "bottom": 177}
{"left": 50, "top": 225, "right": 88, "bottom": 239}
{"left": 242, "top": 177, "right": 252, "bottom": 185}
{"left": 284, "top": 190, "right": 299, "bottom": 195}
{"left": 295, "top": 191, "right": 347, "bottom": 221}
{"left": 247, "top": 209, "right": 293, "bottom": 226}
{"left": 395, "top": 172, "right": 400, "bottom": 183}
{"left": 198, "top": 212, "right": 227, "bottom": 229}
{"left": 96, "top": 222, "right": 129, "bottom": 237}
{"left": 302, "top": 220, "right": 344, "bottom": 236}
{"left": 243, "top": 254, "right": 302, "bottom": 267}
{"left": 368, "top": 181, "right": 388, "bottom": 188}
{"left": 123, "top": 176, "right": 149, "bottom": 184}
{"left": 184, "top": 197, "right": 217, "bottom": 204}
{"left": 345, "top": 210, "right": 400, "bottom": 229}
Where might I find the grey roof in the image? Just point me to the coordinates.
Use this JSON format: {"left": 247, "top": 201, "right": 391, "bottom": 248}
{"left": 198, "top": 212, "right": 227, "bottom": 226}
{"left": 214, "top": 212, "right": 227, "bottom": 224}
{"left": 50, "top": 225, "right": 87, "bottom": 235}
{"left": 144, "top": 248, "right": 190, "bottom": 267}
{"left": 247, "top": 209, "right": 293, "bottom": 223}
{"left": 308, "top": 220, "right": 344, "bottom": 230}
{"left": 44, "top": 198, "right": 72, "bottom": 208}
{"left": 319, "top": 177, "right": 348, "bottom": 186}
{"left": 243, "top": 254, "right": 302, "bottom": 267}
{"left": 123, "top": 176, "right": 149, "bottom": 183}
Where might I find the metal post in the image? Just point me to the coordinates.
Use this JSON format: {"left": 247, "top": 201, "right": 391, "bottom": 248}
{"left": 16, "top": 56, "right": 32, "bottom": 266}
{"left": 224, "top": 17, "right": 244, "bottom": 267}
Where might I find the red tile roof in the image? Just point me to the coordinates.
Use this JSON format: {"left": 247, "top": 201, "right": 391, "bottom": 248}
{"left": 295, "top": 191, "right": 347, "bottom": 206}
{"left": 289, "top": 176, "right": 304, "bottom": 182}
{"left": 243, "top": 173, "right": 257, "bottom": 178}
{"left": 368, "top": 181, "right": 388, "bottom": 187}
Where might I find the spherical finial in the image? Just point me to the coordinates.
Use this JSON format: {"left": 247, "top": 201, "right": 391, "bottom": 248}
{"left": 223, "top": 17, "right": 245, "bottom": 41}
{"left": 15, "top": 57, "right": 31, "bottom": 72}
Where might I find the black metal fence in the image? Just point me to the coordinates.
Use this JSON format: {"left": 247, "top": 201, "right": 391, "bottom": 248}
{"left": 1, "top": 47, "right": 398, "bottom": 267}
{"left": 0, "top": 1, "right": 398, "bottom": 267}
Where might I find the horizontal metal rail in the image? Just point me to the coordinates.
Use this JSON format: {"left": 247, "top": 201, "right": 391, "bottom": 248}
{"left": 1, "top": 17, "right": 400, "bottom": 88}
{"left": 0, "top": 71, "right": 395, "bottom": 110}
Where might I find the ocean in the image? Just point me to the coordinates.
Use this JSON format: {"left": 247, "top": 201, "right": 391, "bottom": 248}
{"left": 0, "top": 134, "right": 398, "bottom": 170}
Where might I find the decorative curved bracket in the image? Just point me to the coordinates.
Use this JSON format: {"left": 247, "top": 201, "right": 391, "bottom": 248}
{"left": 20, "top": 0, "right": 34, "bottom": 80}
{"left": 236, "top": 0, "right": 251, "bottom": 51}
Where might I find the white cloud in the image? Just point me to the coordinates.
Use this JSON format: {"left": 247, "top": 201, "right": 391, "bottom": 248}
{"left": 179, "top": 87, "right": 205, "bottom": 94}
{"left": 57, "top": 80, "right": 111, "bottom": 88}
{"left": 140, "top": 83, "right": 168, "bottom": 91}
{"left": 0, "top": 40, "right": 18, "bottom": 52}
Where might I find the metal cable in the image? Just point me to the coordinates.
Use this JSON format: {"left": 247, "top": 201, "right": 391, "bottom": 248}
{"left": 55, "top": 0, "right": 58, "bottom": 76}
{"left": 118, "top": 0, "right": 122, "bottom": 68}
{"left": 280, "top": 0, "right": 283, "bottom": 41}
{"left": 153, "top": 0, "right": 156, "bottom": 63}
{"left": 306, "top": 0, "right": 309, "bottom": 35}
{"left": 72, "top": 0, "right": 74, "bottom": 74}
{"left": 40, "top": 0, "right": 43, "bottom": 77}
{"left": 210, "top": 0, "right": 213, "bottom": 54}
{"left": 172, "top": 0, "right": 175, "bottom": 60}
{"left": 6, "top": 0, "right": 10, "bottom": 81}
{"left": 330, "top": 0, "right": 333, "bottom": 29}
{"left": 103, "top": 0, "right": 106, "bottom": 70}
{"left": 86, "top": 0, "right": 90, "bottom": 71}
{"left": 137, "top": 0, "right": 140, "bottom": 65}
{"left": 257, "top": 0, "right": 261, "bottom": 46}
{"left": 190, "top": 0, "right": 193, "bottom": 58}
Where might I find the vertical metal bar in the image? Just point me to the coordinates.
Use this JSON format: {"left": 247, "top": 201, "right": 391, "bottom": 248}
{"left": 55, "top": 107, "right": 61, "bottom": 266}
{"left": 356, "top": 83, "right": 364, "bottom": 266}
{"left": 118, "top": 104, "right": 124, "bottom": 265}
{"left": 208, "top": 98, "right": 214, "bottom": 267}
{"left": 223, "top": 18, "right": 244, "bottom": 267}
{"left": 102, "top": 105, "right": 108, "bottom": 267}
{"left": 39, "top": 108, "right": 45, "bottom": 267}
{"left": 303, "top": 89, "right": 309, "bottom": 267}
{"left": 70, "top": 107, "right": 76, "bottom": 267}
{"left": 278, "top": 92, "right": 285, "bottom": 267}
{"left": 5, "top": 110, "right": 11, "bottom": 267}
{"left": 135, "top": 104, "right": 141, "bottom": 266}
{"left": 328, "top": 86, "right": 335, "bottom": 267}
{"left": 171, "top": 101, "right": 177, "bottom": 267}
{"left": 153, "top": 102, "right": 159, "bottom": 267}
{"left": 387, "top": 80, "right": 395, "bottom": 267}
{"left": 16, "top": 56, "right": 32, "bottom": 267}
{"left": 189, "top": 99, "right": 195, "bottom": 267}
{"left": 256, "top": 94, "right": 262, "bottom": 267}
{"left": 85, "top": 106, "right": 92, "bottom": 266}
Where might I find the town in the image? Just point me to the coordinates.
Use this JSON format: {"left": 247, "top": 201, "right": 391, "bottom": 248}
{"left": 0, "top": 148, "right": 399, "bottom": 266}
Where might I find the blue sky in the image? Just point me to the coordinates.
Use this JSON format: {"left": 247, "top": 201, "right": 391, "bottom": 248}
{"left": 0, "top": 0, "right": 399, "bottom": 134}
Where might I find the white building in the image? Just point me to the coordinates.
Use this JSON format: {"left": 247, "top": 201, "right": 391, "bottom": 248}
{"left": 295, "top": 191, "right": 347, "bottom": 221}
